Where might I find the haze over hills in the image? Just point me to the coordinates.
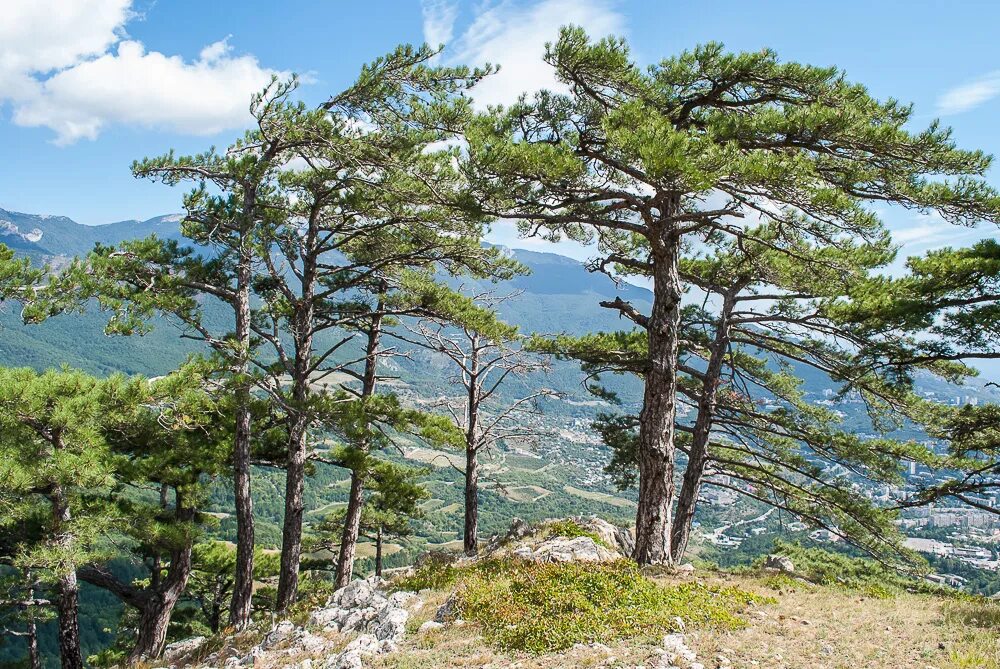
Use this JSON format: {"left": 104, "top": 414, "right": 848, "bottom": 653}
{"left": 0, "top": 208, "right": 655, "bottom": 384}
{"left": 1, "top": 207, "right": 996, "bottom": 402}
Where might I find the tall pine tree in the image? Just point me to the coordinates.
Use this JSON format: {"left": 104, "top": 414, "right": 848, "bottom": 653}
{"left": 464, "top": 27, "right": 1000, "bottom": 564}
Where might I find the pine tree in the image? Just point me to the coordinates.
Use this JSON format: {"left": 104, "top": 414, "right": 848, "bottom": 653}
{"left": 184, "top": 542, "right": 280, "bottom": 635}
{"left": 538, "top": 227, "right": 957, "bottom": 564}
{"left": 310, "top": 462, "right": 428, "bottom": 577}
{"left": 0, "top": 369, "right": 141, "bottom": 669}
{"left": 463, "top": 27, "right": 1000, "bottom": 564}
{"left": 313, "top": 277, "right": 467, "bottom": 588}
{"left": 75, "top": 363, "right": 234, "bottom": 663}
{"left": 31, "top": 78, "right": 314, "bottom": 630}
{"left": 393, "top": 291, "right": 552, "bottom": 555}
{"left": 834, "top": 240, "right": 1000, "bottom": 510}
{"left": 247, "top": 45, "right": 512, "bottom": 610}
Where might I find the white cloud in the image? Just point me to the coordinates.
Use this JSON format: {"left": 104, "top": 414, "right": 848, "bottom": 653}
{"left": 1, "top": 0, "right": 286, "bottom": 144}
{"left": 937, "top": 71, "right": 1000, "bottom": 115}
{"left": 426, "top": 0, "right": 626, "bottom": 109}
{"left": 421, "top": 0, "right": 459, "bottom": 49}
{"left": 889, "top": 212, "right": 982, "bottom": 250}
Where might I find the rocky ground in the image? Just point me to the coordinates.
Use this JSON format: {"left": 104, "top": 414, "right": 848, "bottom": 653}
{"left": 152, "top": 517, "right": 1000, "bottom": 669}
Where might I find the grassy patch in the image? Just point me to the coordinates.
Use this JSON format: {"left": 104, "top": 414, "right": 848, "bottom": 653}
{"left": 543, "top": 519, "right": 608, "bottom": 547}
{"left": 754, "top": 541, "right": 949, "bottom": 599}
{"left": 755, "top": 571, "right": 812, "bottom": 593}
{"left": 452, "top": 558, "right": 768, "bottom": 653}
{"left": 562, "top": 484, "right": 635, "bottom": 509}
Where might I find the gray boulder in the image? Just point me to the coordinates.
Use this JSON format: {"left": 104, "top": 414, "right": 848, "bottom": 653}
{"left": 525, "top": 536, "right": 620, "bottom": 563}
{"left": 763, "top": 554, "right": 795, "bottom": 573}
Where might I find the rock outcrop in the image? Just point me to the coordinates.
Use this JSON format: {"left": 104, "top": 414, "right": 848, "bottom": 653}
{"left": 155, "top": 577, "right": 417, "bottom": 669}
{"left": 763, "top": 554, "right": 795, "bottom": 573}
{"left": 308, "top": 578, "right": 413, "bottom": 669}
{"left": 486, "top": 515, "right": 634, "bottom": 564}
{"left": 511, "top": 535, "right": 620, "bottom": 563}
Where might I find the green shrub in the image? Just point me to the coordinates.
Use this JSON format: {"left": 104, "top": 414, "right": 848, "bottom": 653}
{"left": 758, "top": 541, "right": 952, "bottom": 599}
{"left": 453, "top": 558, "right": 768, "bottom": 653}
{"left": 543, "top": 519, "right": 609, "bottom": 547}
{"left": 390, "top": 551, "right": 461, "bottom": 592}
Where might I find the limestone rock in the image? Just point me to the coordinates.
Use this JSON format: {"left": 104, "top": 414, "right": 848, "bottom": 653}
{"left": 658, "top": 633, "right": 698, "bottom": 668}
{"left": 525, "top": 536, "right": 620, "bottom": 563}
{"left": 574, "top": 516, "right": 635, "bottom": 556}
{"left": 763, "top": 554, "right": 795, "bottom": 573}
{"left": 418, "top": 620, "right": 444, "bottom": 633}
{"left": 161, "top": 636, "right": 207, "bottom": 665}
{"left": 434, "top": 594, "right": 459, "bottom": 622}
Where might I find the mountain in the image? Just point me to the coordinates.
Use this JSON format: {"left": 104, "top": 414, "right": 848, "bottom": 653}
{"left": 0, "top": 208, "right": 186, "bottom": 260}
{"left": 2, "top": 208, "right": 997, "bottom": 402}
{"left": 0, "top": 209, "right": 655, "bottom": 385}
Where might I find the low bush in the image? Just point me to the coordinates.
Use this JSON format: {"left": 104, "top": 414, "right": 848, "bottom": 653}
{"left": 758, "top": 541, "right": 925, "bottom": 598}
{"left": 452, "top": 558, "right": 767, "bottom": 653}
{"left": 543, "top": 519, "right": 609, "bottom": 547}
{"left": 390, "top": 551, "right": 461, "bottom": 592}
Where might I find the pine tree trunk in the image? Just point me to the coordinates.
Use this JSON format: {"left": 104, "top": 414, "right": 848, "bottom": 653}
{"left": 127, "top": 589, "right": 180, "bottom": 665}
{"left": 127, "top": 507, "right": 195, "bottom": 664}
{"left": 463, "top": 343, "right": 481, "bottom": 556}
{"left": 25, "top": 571, "right": 40, "bottom": 669}
{"left": 277, "top": 238, "right": 317, "bottom": 612}
{"left": 335, "top": 472, "right": 365, "bottom": 589}
{"left": 50, "top": 484, "right": 82, "bottom": 669}
{"left": 375, "top": 528, "right": 383, "bottom": 577}
{"left": 633, "top": 221, "right": 682, "bottom": 566}
{"left": 27, "top": 618, "right": 39, "bottom": 669}
{"left": 463, "top": 446, "right": 479, "bottom": 555}
{"left": 334, "top": 310, "right": 382, "bottom": 589}
{"left": 276, "top": 413, "right": 309, "bottom": 611}
{"left": 56, "top": 570, "right": 82, "bottom": 669}
{"left": 208, "top": 579, "right": 224, "bottom": 634}
{"left": 670, "top": 292, "right": 734, "bottom": 563}
{"left": 229, "top": 251, "right": 255, "bottom": 631}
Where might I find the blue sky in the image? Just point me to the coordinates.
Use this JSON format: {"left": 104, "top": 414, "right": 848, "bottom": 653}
{"left": 2, "top": 0, "right": 999, "bottom": 260}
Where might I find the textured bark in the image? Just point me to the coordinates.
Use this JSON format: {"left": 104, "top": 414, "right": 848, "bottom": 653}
{"left": 463, "top": 446, "right": 479, "bottom": 555}
{"left": 27, "top": 618, "right": 39, "bottom": 669}
{"left": 229, "top": 250, "right": 255, "bottom": 631}
{"left": 670, "top": 291, "right": 735, "bottom": 563}
{"left": 276, "top": 228, "right": 318, "bottom": 611}
{"left": 276, "top": 413, "right": 309, "bottom": 610}
{"left": 51, "top": 489, "right": 82, "bottom": 669}
{"left": 335, "top": 472, "right": 365, "bottom": 588}
{"left": 633, "top": 218, "right": 682, "bottom": 566}
{"left": 79, "top": 505, "right": 196, "bottom": 664}
{"left": 126, "top": 552, "right": 191, "bottom": 664}
{"left": 463, "top": 344, "right": 481, "bottom": 555}
{"left": 129, "top": 508, "right": 195, "bottom": 663}
{"left": 334, "top": 312, "right": 382, "bottom": 588}
{"left": 374, "top": 527, "right": 383, "bottom": 577}
{"left": 55, "top": 571, "right": 82, "bottom": 669}
{"left": 208, "top": 596, "right": 223, "bottom": 634}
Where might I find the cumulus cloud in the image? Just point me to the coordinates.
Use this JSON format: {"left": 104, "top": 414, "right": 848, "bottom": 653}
{"left": 423, "top": 0, "right": 626, "bottom": 109}
{"left": 1, "top": 0, "right": 286, "bottom": 144}
{"left": 937, "top": 71, "right": 1000, "bottom": 115}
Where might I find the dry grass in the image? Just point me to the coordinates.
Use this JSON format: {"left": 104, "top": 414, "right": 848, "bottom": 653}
{"left": 371, "top": 570, "right": 1000, "bottom": 669}
{"left": 682, "top": 571, "right": 1000, "bottom": 669}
